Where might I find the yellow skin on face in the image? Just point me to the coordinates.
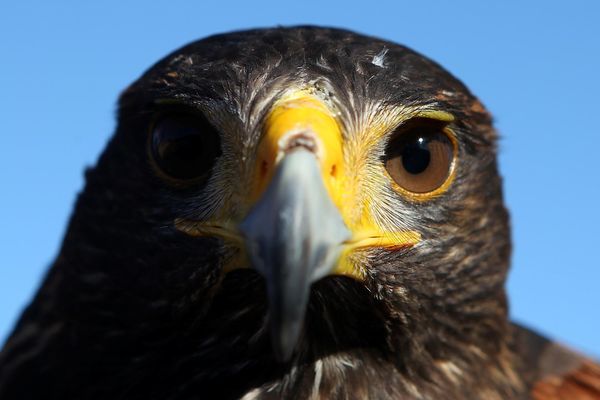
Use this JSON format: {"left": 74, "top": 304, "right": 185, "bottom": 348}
{"left": 176, "top": 90, "right": 457, "bottom": 280}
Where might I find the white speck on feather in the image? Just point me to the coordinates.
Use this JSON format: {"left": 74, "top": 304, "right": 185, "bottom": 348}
{"left": 311, "top": 359, "right": 323, "bottom": 399}
{"left": 437, "top": 360, "right": 463, "bottom": 384}
{"left": 241, "top": 388, "right": 262, "bottom": 400}
{"left": 372, "top": 48, "right": 388, "bottom": 68}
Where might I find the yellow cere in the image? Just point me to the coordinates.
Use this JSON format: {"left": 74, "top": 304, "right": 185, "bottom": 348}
{"left": 252, "top": 91, "right": 345, "bottom": 208}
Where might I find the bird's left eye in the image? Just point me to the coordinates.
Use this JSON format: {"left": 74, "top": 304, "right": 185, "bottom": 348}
{"left": 383, "top": 119, "right": 456, "bottom": 195}
{"left": 149, "top": 113, "right": 222, "bottom": 182}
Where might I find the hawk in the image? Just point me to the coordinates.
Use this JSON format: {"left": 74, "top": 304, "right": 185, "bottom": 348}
{"left": 1, "top": 26, "right": 598, "bottom": 399}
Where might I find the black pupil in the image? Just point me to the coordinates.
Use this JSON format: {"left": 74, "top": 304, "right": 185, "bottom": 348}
{"left": 152, "top": 114, "right": 221, "bottom": 180}
{"left": 402, "top": 137, "right": 430, "bottom": 174}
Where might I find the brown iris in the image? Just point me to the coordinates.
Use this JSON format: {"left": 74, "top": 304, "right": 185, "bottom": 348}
{"left": 384, "top": 119, "right": 455, "bottom": 194}
{"left": 149, "top": 112, "right": 222, "bottom": 182}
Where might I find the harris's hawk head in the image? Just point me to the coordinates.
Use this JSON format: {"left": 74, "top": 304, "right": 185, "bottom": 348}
{"left": 2, "top": 26, "right": 598, "bottom": 400}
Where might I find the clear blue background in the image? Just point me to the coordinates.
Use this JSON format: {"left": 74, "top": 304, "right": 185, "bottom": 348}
{"left": 1, "top": 1, "right": 599, "bottom": 356}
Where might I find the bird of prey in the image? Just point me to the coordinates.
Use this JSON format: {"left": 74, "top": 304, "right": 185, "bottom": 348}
{"left": 0, "top": 26, "right": 598, "bottom": 400}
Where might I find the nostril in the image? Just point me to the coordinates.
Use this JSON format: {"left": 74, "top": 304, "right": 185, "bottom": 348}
{"left": 282, "top": 132, "right": 317, "bottom": 154}
{"left": 330, "top": 164, "right": 337, "bottom": 177}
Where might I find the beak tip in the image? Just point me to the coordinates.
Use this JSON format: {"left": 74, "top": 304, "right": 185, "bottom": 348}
{"left": 270, "top": 317, "right": 303, "bottom": 363}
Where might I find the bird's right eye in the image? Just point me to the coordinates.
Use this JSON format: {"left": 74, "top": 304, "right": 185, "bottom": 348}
{"left": 149, "top": 113, "right": 222, "bottom": 182}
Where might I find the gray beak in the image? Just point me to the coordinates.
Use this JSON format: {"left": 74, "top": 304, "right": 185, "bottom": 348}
{"left": 239, "top": 148, "right": 351, "bottom": 361}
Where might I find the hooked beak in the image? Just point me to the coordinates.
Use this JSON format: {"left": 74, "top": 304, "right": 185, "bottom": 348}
{"left": 176, "top": 92, "right": 420, "bottom": 362}
{"left": 240, "top": 94, "right": 350, "bottom": 361}
{"left": 240, "top": 148, "right": 350, "bottom": 361}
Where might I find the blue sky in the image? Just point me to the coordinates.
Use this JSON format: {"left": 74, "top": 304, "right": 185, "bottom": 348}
{"left": 1, "top": 1, "right": 599, "bottom": 357}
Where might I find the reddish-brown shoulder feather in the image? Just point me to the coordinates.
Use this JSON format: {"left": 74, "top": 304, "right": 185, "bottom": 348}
{"left": 512, "top": 324, "right": 600, "bottom": 399}
{"left": 532, "top": 361, "right": 600, "bottom": 400}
